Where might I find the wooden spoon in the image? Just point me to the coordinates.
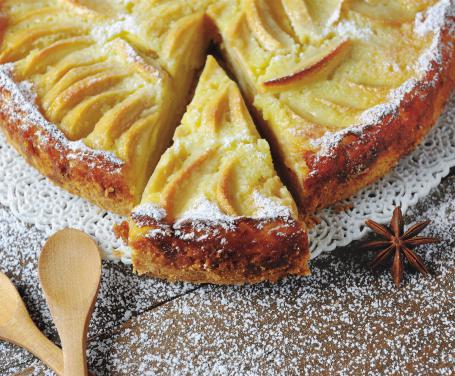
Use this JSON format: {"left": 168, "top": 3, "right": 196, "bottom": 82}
{"left": 0, "top": 272, "right": 64, "bottom": 375}
{"left": 39, "top": 229, "right": 101, "bottom": 376}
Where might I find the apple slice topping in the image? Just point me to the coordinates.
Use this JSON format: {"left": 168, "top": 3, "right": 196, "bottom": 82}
{"left": 350, "top": 1, "right": 416, "bottom": 23}
{"left": 245, "top": 0, "right": 294, "bottom": 51}
{"left": 262, "top": 38, "right": 351, "bottom": 92}
{"left": 281, "top": 0, "right": 314, "bottom": 42}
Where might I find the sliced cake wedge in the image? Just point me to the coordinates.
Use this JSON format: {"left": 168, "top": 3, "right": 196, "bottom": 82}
{"left": 127, "top": 56, "right": 310, "bottom": 284}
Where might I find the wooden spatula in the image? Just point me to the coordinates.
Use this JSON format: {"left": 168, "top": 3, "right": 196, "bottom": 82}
{"left": 39, "top": 229, "right": 101, "bottom": 376}
{"left": 0, "top": 271, "right": 64, "bottom": 375}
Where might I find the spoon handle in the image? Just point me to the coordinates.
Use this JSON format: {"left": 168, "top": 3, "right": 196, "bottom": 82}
{"left": 61, "top": 329, "right": 88, "bottom": 376}
{"left": 16, "top": 325, "right": 64, "bottom": 375}
{"left": 0, "top": 314, "right": 63, "bottom": 375}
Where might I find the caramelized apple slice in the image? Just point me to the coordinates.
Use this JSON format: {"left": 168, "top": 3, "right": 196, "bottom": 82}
{"left": 283, "top": 94, "right": 360, "bottom": 129}
{"left": 42, "top": 62, "right": 113, "bottom": 109}
{"left": 262, "top": 38, "right": 350, "bottom": 92}
{"left": 60, "top": 88, "right": 131, "bottom": 140}
{"left": 47, "top": 69, "right": 127, "bottom": 122}
{"left": 0, "top": 24, "right": 85, "bottom": 62}
{"left": 112, "top": 40, "right": 164, "bottom": 83}
{"left": 9, "top": 7, "right": 61, "bottom": 26}
{"left": 85, "top": 88, "right": 155, "bottom": 150}
{"left": 311, "top": 81, "right": 389, "bottom": 110}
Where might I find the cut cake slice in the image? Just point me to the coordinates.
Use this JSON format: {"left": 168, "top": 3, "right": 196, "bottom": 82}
{"left": 127, "top": 56, "right": 310, "bottom": 284}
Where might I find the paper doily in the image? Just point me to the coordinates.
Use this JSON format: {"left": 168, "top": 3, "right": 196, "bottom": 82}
{"left": 0, "top": 97, "right": 454, "bottom": 263}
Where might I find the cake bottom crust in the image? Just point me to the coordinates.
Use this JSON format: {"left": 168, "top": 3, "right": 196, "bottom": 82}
{"left": 126, "top": 217, "right": 310, "bottom": 285}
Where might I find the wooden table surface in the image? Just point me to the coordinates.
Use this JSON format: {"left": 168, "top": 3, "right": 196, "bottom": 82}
{"left": 0, "top": 169, "right": 454, "bottom": 376}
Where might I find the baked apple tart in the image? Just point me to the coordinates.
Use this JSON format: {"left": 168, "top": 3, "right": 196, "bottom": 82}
{"left": 0, "top": 0, "right": 453, "bottom": 284}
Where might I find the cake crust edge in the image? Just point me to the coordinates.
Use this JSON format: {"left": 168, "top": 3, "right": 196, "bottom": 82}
{"left": 0, "top": 82, "right": 136, "bottom": 215}
{"left": 127, "top": 215, "right": 310, "bottom": 285}
{"left": 299, "top": 27, "right": 455, "bottom": 213}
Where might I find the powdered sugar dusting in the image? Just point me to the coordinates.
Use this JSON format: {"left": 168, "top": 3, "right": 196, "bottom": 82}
{"left": 89, "top": 174, "right": 454, "bottom": 375}
{"left": 415, "top": 0, "right": 454, "bottom": 37}
{"left": 311, "top": 76, "right": 420, "bottom": 156}
{"left": 177, "top": 198, "right": 238, "bottom": 226}
{"left": 253, "top": 191, "right": 293, "bottom": 219}
{"left": 176, "top": 194, "right": 292, "bottom": 224}
{"left": 326, "top": 1, "right": 343, "bottom": 27}
{"left": 133, "top": 203, "right": 166, "bottom": 223}
{"left": 91, "top": 14, "right": 141, "bottom": 44}
{"left": 359, "top": 78, "right": 420, "bottom": 125}
{"left": 331, "top": 19, "right": 373, "bottom": 41}
{"left": 132, "top": 193, "right": 295, "bottom": 242}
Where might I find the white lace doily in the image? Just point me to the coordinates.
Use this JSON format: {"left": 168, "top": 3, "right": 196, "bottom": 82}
{"left": 0, "top": 96, "right": 454, "bottom": 263}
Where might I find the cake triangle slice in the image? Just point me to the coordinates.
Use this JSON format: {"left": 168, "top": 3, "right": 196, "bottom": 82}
{"left": 127, "top": 56, "right": 310, "bottom": 284}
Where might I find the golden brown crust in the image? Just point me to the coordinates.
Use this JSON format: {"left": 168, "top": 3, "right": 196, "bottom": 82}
{"left": 0, "top": 83, "right": 136, "bottom": 215}
{"left": 295, "top": 28, "right": 455, "bottom": 213}
{"left": 129, "top": 215, "right": 310, "bottom": 285}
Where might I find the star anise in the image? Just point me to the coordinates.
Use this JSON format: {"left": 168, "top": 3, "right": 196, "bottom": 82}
{"left": 363, "top": 206, "right": 439, "bottom": 287}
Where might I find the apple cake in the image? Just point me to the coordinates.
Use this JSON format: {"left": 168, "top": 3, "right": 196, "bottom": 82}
{"left": 128, "top": 56, "right": 310, "bottom": 284}
{"left": 0, "top": 0, "right": 453, "bottom": 284}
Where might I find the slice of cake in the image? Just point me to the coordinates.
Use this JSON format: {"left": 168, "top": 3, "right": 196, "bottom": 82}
{"left": 127, "top": 56, "right": 310, "bottom": 284}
